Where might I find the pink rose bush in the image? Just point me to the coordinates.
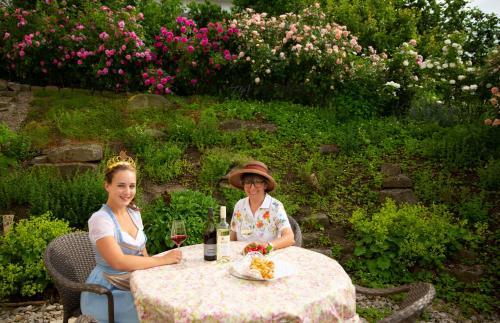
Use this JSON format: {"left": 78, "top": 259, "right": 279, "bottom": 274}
{"left": 144, "top": 16, "right": 240, "bottom": 95}
{"left": 229, "top": 4, "right": 385, "bottom": 104}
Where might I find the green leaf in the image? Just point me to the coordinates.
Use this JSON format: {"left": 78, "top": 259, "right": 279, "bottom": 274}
{"left": 376, "top": 256, "right": 391, "bottom": 270}
{"left": 354, "top": 246, "right": 366, "bottom": 256}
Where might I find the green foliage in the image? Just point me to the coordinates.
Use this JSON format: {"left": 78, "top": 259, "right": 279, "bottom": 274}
{"left": 326, "top": 0, "right": 418, "bottom": 53}
{"left": 186, "top": 0, "right": 231, "bottom": 27}
{"left": 356, "top": 306, "right": 392, "bottom": 323}
{"left": 0, "top": 168, "right": 106, "bottom": 228}
{"left": 139, "top": 142, "right": 186, "bottom": 183}
{"left": 420, "top": 123, "right": 500, "bottom": 168}
{"left": 478, "top": 159, "right": 500, "bottom": 191}
{"left": 233, "top": 0, "right": 319, "bottom": 15}
{"left": 0, "top": 213, "right": 72, "bottom": 301}
{"left": 0, "top": 123, "right": 32, "bottom": 169}
{"left": 24, "top": 91, "right": 126, "bottom": 147}
{"left": 137, "top": 0, "right": 183, "bottom": 41}
{"left": 198, "top": 148, "right": 233, "bottom": 190}
{"left": 350, "top": 199, "right": 470, "bottom": 282}
{"left": 141, "top": 190, "right": 219, "bottom": 255}
{"left": 191, "top": 109, "right": 222, "bottom": 149}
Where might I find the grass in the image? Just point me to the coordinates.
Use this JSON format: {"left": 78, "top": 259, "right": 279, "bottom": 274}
{"left": 1, "top": 90, "right": 499, "bottom": 317}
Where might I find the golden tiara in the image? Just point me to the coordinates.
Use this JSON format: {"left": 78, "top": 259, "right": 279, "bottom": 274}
{"left": 106, "top": 151, "right": 136, "bottom": 170}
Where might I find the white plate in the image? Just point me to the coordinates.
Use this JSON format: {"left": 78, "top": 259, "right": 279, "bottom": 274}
{"left": 229, "top": 255, "right": 296, "bottom": 281}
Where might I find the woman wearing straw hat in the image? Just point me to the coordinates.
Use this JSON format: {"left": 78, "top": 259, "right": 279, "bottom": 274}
{"left": 228, "top": 160, "right": 295, "bottom": 251}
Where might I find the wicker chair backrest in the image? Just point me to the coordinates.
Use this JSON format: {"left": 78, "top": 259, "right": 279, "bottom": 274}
{"left": 45, "top": 232, "right": 95, "bottom": 321}
{"left": 288, "top": 215, "right": 303, "bottom": 247}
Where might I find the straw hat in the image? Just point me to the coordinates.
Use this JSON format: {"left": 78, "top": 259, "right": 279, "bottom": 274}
{"left": 228, "top": 161, "right": 277, "bottom": 192}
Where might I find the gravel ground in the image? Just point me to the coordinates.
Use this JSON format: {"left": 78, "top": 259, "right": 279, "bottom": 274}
{"left": 1, "top": 297, "right": 498, "bottom": 323}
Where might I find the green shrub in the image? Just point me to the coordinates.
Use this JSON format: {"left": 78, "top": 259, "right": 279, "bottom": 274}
{"left": 186, "top": 0, "right": 231, "bottom": 27}
{"left": 198, "top": 149, "right": 233, "bottom": 190}
{"left": 139, "top": 142, "right": 186, "bottom": 183}
{"left": 0, "top": 213, "right": 72, "bottom": 301}
{"left": 0, "top": 123, "right": 33, "bottom": 169}
{"left": 478, "top": 159, "right": 500, "bottom": 191}
{"left": 137, "top": 0, "right": 182, "bottom": 41}
{"left": 233, "top": 0, "right": 317, "bottom": 15}
{"left": 0, "top": 168, "right": 105, "bottom": 228}
{"left": 141, "top": 190, "right": 219, "bottom": 255}
{"left": 350, "top": 199, "right": 470, "bottom": 283}
{"left": 191, "top": 109, "right": 222, "bottom": 149}
{"left": 326, "top": 0, "right": 418, "bottom": 53}
{"left": 420, "top": 124, "right": 500, "bottom": 168}
{"left": 457, "top": 195, "right": 490, "bottom": 224}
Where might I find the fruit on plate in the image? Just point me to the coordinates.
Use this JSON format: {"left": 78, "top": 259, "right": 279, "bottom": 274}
{"left": 243, "top": 242, "right": 271, "bottom": 255}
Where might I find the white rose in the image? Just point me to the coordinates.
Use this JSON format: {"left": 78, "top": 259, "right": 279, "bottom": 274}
{"left": 255, "top": 77, "right": 260, "bottom": 84}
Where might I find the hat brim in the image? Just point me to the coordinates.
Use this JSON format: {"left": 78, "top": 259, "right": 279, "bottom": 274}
{"left": 228, "top": 168, "right": 276, "bottom": 192}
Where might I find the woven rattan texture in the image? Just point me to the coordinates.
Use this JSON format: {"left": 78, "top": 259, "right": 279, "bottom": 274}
{"left": 355, "top": 283, "right": 435, "bottom": 323}
{"left": 288, "top": 215, "right": 303, "bottom": 247}
{"left": 44, "top": 232, "right": 113, "bottom": 323}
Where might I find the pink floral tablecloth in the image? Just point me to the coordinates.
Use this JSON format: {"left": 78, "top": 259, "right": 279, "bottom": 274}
{"left": 131, "top": 242, "right": 359, "bottom": 322}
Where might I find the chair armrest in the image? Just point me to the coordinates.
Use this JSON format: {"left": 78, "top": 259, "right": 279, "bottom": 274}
{"left": 47, "top": 268, "right": 115, "bottom": 323}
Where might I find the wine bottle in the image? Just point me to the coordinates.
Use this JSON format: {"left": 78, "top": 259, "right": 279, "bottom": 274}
{"left": 203, "top": 207, "right": 217, "bottom": 261}
{"left": 216, "top": 206, "right": 230, "bottom": 263}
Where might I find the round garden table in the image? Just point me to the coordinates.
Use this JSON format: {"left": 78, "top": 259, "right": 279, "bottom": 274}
{"left": 130, "top": 241, "right": 359, "bottom": 322}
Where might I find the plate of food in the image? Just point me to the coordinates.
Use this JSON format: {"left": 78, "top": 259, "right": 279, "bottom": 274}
{"left": 229, "top": 252, "right": 296, "bottom": 281}
{"left": 242, "top": 242, "right": 272, "bottom": 255}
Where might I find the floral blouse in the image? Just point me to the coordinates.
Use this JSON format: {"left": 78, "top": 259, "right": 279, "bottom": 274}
{"left": 230, "top": 194, "right": 291, "bottom": 242}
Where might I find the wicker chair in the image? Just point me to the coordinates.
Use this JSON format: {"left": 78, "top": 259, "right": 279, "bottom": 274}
{"left": 288, "top": 215, "right": 303, "bottom": 247}
{"left": 355, "top": 282, "right": 435, "bottom": 323}
{"left": 44, "top": 232, "right": 114, "bottom": 323}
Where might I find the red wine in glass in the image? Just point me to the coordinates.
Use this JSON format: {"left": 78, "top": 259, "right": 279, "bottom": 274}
{"left": 171, "top": 234, "right": 187, "bottom": 247}
{"left": 170, "top": 220, "right": 187, "bottom": 249}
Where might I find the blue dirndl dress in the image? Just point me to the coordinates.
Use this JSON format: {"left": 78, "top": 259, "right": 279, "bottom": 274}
{"left": 81, "top": 205, "right": 146, "bottom": 323}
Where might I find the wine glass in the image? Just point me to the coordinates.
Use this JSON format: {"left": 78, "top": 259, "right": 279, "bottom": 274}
{"left": 239, "top": 221, "right": 254, "bottom": 241}
{"left": 170, "top": 220, "right": 187, "bottom": 249}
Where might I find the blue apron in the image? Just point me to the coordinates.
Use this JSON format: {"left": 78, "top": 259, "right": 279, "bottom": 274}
{"left": 81, "top": 205, "right": 146, "bottom": 323}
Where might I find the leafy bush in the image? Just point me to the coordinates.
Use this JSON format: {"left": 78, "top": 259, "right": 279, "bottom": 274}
{"left": 325, "top": 0, "right": 418, "bottom": 54}
{"left": 0, "top": 168, "right": 106, "bottom": 228}
{"left": 479, "top": 159, "right": 500, "bottom": 191}
{"left": 141, "top": 190, "right": 219, "bottom": 255}
{"left": 350, "top": 199, "right": 471, "bottom": 283}
{"left": 186, "top": 0, "right": 231, "bottom": 28}
{"left": 139, "top": 142, "right": 186, "bottom": 183}
{"left": 191, "top": 109, "right": 223, "bottom": 149}
{"left": 420, "top": 124, "right": 500, "bottom": 168}
{"left": 229, "top": 4, "right": 386, "bottom": 106}
{"left": 233, "top": 0, "right": 318, "bottom": 16}
{"left": 0, "top": 123, "right": 32, "bottom": 169}
{"left": 198, "top": 148, "right": 233, "bottom": 190}
{"left": 0, "top": 212, "right": 72, "bottom": 300}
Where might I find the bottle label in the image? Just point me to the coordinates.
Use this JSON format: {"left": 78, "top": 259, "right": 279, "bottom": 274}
{"left": 217, "top": 233, "right": 230, "bottom": 261}
{"left": 204, "top": 244, "right": 216, "bottom": 256}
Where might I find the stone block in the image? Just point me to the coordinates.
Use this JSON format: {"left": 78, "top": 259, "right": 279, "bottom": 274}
{"left": 45, "top": 86, "right": 59, "bottom": 92}
{"left": 127, "top": 94, "right": 173, "bottom": 110}
{"left": 380, "top": 188, "right": 417, "bottom": 204}
{"left": 383, "top": 174, "right": 412, "bottom": 188}
{"left": 44, "top": 143, "right": 103, "bottom": 163}
{"left": 0, "top": 90, "right": 17, "bottom": 97}
{"left": 0, "top": 79, "right": 7, "bottom": 90}
{"left": 300, "top": 213, "right": 330, "bottom": 227}
{"left": 381, "top": 163, "right": 401, "bottom": 177}
{"left": 319, "top": 144, "right": 340, "bottom": 156}
{"left": 302, "top": 232, "right": 322, "bottom": 247}
{"left": 7, "top": 82, "right": 21, "bottom": 91}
